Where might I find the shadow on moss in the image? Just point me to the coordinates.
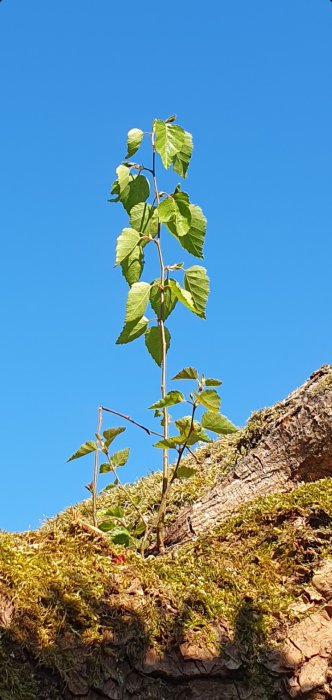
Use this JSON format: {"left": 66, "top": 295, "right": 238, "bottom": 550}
{"left": 0, "top": 478, "right": 331, "bottom": 698}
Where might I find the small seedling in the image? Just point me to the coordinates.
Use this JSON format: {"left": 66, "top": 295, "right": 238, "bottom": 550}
{"left": 68, "top": 117, "right": 237, "bottom": 554}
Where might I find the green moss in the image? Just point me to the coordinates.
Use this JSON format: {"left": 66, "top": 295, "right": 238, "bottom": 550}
{"left": 309, "top": 370, "right": 332, "bottom": 396}
{"left": 48, "top": 433, "right": 238, "bottom": 538}
{"left": 0, "top": 467, "right": 331, "bottom": 697}
{"left": 236, "top": 404, "right": 281, "bottom": 454}
{"left": 0, "top": 637, "right": 39, "bottom": 699}
{"left": 145, "top": 478, "right": 332, "bottom": 630}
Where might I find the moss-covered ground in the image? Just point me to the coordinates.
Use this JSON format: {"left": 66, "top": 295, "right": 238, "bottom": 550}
{"left": 0, "top": 428, "right": 331, "bottom": 699}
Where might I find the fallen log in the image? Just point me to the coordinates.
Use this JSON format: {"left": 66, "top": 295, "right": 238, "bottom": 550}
{"left": 1, "top": 366, "right": 332, "bottom": 699}
{"left": 164, "top": 365, "right": 332, "bottom": 548}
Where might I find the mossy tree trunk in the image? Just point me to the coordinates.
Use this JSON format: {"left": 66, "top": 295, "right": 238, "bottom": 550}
{"left": 163, "top": 365, "right": 332, "bottom": 549}
{"left": 1, "top": 366, "right": 332, "bottom": 700}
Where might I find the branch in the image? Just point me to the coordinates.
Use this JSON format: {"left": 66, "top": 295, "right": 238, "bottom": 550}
{"left": 185, "top": 446, "right": 202, "bottom": 463}
{"left": 100, "top": 406, "right": 164, "bottom": 439}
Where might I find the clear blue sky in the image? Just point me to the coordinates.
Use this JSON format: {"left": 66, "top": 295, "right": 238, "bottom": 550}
{"left": 1, "top": 1, "right": 331, "bottom": 531}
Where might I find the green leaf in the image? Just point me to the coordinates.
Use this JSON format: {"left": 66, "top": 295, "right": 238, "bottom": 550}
{"left": 111, "top": 164, "right": 130, "bottom": 197}
{"left": 153, "top": 119, "right": 185, "bottom": 169}
{"left": 183, "top": 205, "right": 206, "bottom": 258}
{"left": 176, "top": 465, "right": 196, "bottom": 479}
{"left": 110, "top": 448, "right": 130, "bottom": 467}
{"left": 201, "top": 411, "right": 238, "bottom": 435}
{"left": 158, "top": 197, "right": 176, "bottom": 223}
{"left": 184, "top": 266, "right": 210, "bottom": 318}
{"left": 197, "top": 389, "right": 221, "bottom": 412}
{"left": 99, "top": 522, "right": 131, "bottom": 546}
{"left": 110, "top": 527, "right": 131, "bottom": 546}
{"left": 102, "top": 482, "right": 118, "bottom": 492}
{"left": 168, "top": 279, "right": 199, "bottom": 316}
{"left": 149, "top": 281, "right": 161, "bottom": 316}
{"left": 102, "top": 506, "right": 124, "bottom": 519}
{"left": 67, "top": 441, "right": 97, "bottom": 462}
{"left": 165, "top": 114, "right": 176, "bottom": 123}
{"left": 122, "top": 161, "right": 141, "bottom": 168}
{"left": 175, "top": 416, "right": 212, "bottom": 444}
{"left": 125, "top": 282, "right": 151, "bottom": 323}
{"left": 99, "top": 462, "right": 112, "bottom": 474}
{"left": 115, "top": 228, "right": 140, "bottom": 266}
{"left": 153, "top": 436, "right": 184, "bottom": 449}
{"left": 130, "top": 203, "right": 158, "bottom": 241}
{"left": 126, "top": 128, "right": 143, "bottom": 158}
{"left": 172, "top": 190, "right": 191, "bottom": 236}
{"left": 116, "top": 316, "right": 148, "bottom": 344}
{"left": 158, "top": 191, "right": 191, "bottom": 237}
{"left": 130, "top": 495, "right": 141, "bottom": 506}
{"left": 150, "top": 279, "right": 178, "bottom": 321}
{"left": 172, "top": 130, "right": 193, "bottom": 178}
{"left": 154, "top": 419, "right": 212, "bottom": 448}
{"left": 103, "top": 427, "right": 126, "bottom": 447}
{"left": 205, "top": 378, "right": 222, "bottom": 387}
{"left": 121, "top": 245, "right": 144, "bottom": 286}
{"left": 167, "top": 204, "right": 206, "bottom": 259}
{"left": 174, "top": 416, "right": 196, "bottom": 434}
{"left": 145, "top": 325, "right": 171, "bottom": 366}
{"left": 117, "top": 174, "right": 150, "bottom": 213}
{"left": 133, "top": 520, "right": 146, "bottom": 536}
{"left": 98, "top": 520, "right": 118, "bottom": 532}
{"left": 149, "top": 390, "right": 185, "bottom": 410}
{"left": 185, "top": 432, "right": 212, "bottom": 446}
{"left": 172, "top": 367, "right": 198, "bottom": 380}
{"left": 167, "top": 262, "right": 184, "bottom": 271}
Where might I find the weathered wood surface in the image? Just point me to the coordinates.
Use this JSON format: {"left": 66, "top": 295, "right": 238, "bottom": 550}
{"left": 164, "top": 365, "right": 332, "bottom": 549}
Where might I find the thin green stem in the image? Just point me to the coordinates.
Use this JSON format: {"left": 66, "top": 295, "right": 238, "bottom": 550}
{"left": 92, "top": 406, "right": 103, "bottom": 527}
{"left": 109, "top": 465, "right": 149, "bottom": 533}
{"left": 140, "top": 404, "right": 197, "bottom": 555}
{"left": 151, "top": 131, "right": 169, "bottom": 553}
{"left": 169, "top": 404, "right": 197, "bottom": 486}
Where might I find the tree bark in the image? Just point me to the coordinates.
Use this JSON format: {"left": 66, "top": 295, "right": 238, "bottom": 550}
{"left": 164, "top": 365, "right": 332, "bottom": 549}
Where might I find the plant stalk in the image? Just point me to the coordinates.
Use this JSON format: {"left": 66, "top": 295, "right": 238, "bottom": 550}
{"left": 92, "top": 406, "right": 103, "bottom": 527}
{"left": 140, "top": 403, "right": 197, "bottom": 555}
{"left": 170, "top": 404, "right": 197, "bottom": 486}
{"left": 152, "top": 134, "right": 169, "bottom": 553}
